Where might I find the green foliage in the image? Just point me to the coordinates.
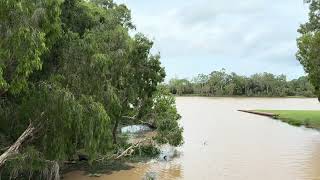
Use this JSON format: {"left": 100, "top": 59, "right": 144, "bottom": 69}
{"left": 61, "top": 0, "right": 134, "bottom": 36}
{"left": 169, "top": 69, "right": 315, "bottom": 97}
{"left": 0, "top": 0, "right": 63, "bottom": 94}
{"left": 297, "top": 0, "right": 320, "bottom": 100}
{"left": 2, "top": 147, "right": 50, "bottom": 179}
{"left": 287, "top": 76, "right": 315, "bottom": 97}
{"left": 17, "top": 83, "right": 112, "bottom": 161}
{"left": 151, "top": 86, "right": 183, "bottom": 147}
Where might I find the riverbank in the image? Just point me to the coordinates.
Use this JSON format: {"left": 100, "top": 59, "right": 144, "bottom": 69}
{"left": 62, "top": 127, "right": 168, "bottom": 179}
{"left": 255, "top": 110, "right": 320, "bottom": 129}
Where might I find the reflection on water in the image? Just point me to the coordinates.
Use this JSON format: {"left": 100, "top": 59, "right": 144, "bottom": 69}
{"left": 64, "top": 97, "right": 320, "bottom": 180}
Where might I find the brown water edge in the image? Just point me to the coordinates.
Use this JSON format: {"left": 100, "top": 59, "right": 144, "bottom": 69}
{"left": 64, "top": 97, "right": 320, "bottom": 180}
{"left": 63, "top": 160, "right": 182, "bottom": 180}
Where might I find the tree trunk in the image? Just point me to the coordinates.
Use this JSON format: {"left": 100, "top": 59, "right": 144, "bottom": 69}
{"left": 315, "top": 88, "right": 320, "bottom": 102}
{"left": 0, "top": 124, "right": 35, "bottom": 168}
{"left": 112, "top": 119, "right": 119, "bottom": 144}
{"left": 0, "top": 90, "right": 7, "bottom": 97}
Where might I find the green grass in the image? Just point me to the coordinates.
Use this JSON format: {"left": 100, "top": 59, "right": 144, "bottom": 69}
{"left": 255, "top": 110, "right": 320, "bottom": 129}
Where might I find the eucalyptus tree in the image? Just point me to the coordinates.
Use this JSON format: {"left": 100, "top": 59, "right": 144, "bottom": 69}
{"left": 191, "top": 74, "right": 210, "bottom": 94}
{"left": 208, "top": 69, "right": 228, "bottom": 95}
{"left": 169, "top": 78, "right": 193, "bottom": 95}
{"left": 297, "top": 0, "right": 320, "bottom": 101}
{"left": 0, "top": 0, "right": 114, "bottom": 175}
{"left": 0, "top": 0, "right": 183, "bottom": 178}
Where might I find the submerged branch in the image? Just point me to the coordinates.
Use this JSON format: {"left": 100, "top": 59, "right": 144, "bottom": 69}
{"left": 94, "top": 138, "right": 153, "bottom": 162}
{"left": 115, "top": 138, "right": 152, "bottom": 160}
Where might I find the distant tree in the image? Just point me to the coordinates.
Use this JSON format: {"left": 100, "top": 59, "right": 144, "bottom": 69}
{"left": 169, "top": 78, "right": 193, "bottom": 95}
{"left": 288, "top": 76, "right": 314, "bottom": 97}
{"left": 208, "top": 69, "right": 228, "bottom": 96}
{"left": 191, "top": 74, "right": 209, "bottom": 95}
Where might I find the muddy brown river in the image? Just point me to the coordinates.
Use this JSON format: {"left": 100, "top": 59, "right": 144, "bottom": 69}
{"left": 64, "top": 97, "right": 320, "bottom": 180}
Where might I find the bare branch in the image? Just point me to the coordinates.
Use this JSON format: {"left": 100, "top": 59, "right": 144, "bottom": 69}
{"left": 94, "top": 138, "right": 153, "bottom": 162}
{"left": 0, "top": 112, "right": 45, "bottom": 168}
{"left": 115, "top": 138, "right": 151, "bottom": 160}
{"left": 122, "top": 115, "right": 136, "bottom": 120}
{"left": 0, "top": 124, "right": 35, "bottom": 167}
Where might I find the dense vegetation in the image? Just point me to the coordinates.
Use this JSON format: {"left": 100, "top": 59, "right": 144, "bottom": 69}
{"left": 168, "top": 69, "right": 315, "bottom": 97}
{"left": 297, "top": 0, "right": 320, "bottom": 101}
{"left": 0, "top": 0, "right": 183, "bottom": 179}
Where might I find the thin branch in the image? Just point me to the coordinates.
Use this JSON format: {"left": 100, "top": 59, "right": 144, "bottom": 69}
{"left": 122, "top": 115, "right": 137, "bottom": 120}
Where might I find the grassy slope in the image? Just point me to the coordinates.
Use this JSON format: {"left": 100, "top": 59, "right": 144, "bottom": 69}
{"left": 255, "top": 110, "right": 320, "bottom": 129}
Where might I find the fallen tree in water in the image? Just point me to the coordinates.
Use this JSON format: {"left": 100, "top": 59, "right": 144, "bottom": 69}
{"left": 0, "top": 111, "right": 46, "bottom": 168}
{"left": 0, "top": 122, "right": 61, "bottom": 180}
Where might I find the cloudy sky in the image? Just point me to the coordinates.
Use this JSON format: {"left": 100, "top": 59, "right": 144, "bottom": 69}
{"left": 115, "top": 0, "right": 309, "bottom": 80}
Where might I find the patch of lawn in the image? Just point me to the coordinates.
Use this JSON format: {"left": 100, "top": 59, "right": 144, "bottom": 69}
{"left": 255, "top": 110, "right": 320, "bottom": 129}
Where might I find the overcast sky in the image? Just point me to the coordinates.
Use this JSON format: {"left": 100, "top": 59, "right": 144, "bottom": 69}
{"left": 114, "top": 0, "right": 309, "bottom": 80}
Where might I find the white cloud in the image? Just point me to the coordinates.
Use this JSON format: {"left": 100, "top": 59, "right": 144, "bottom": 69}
{"left": 115, "top": 0, "right": 309, "bottom": 79}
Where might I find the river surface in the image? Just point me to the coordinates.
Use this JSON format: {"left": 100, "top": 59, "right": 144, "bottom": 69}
{"left": 64, "top": 97, "right": 320, "bottom": 180}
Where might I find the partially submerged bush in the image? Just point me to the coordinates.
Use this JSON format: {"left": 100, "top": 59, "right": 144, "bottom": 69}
{"left": 151, "top": 86, "right": 184, "bottom": 147}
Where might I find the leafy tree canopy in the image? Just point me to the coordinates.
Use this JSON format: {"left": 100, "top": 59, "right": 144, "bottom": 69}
{"left": 297, "top": 0, "right": 320, "bottom": 101}
{"left": 0, "top": 0, "right": 183, "bottom": 178}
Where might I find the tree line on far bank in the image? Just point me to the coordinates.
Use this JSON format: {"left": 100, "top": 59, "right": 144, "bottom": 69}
{"left": 168, "top": 69, "right": 315, "bottom": 97}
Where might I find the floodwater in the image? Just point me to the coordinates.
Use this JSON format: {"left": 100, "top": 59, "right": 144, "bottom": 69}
{"left": 64, "top": 97, "right": 320, "bottom": 180}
